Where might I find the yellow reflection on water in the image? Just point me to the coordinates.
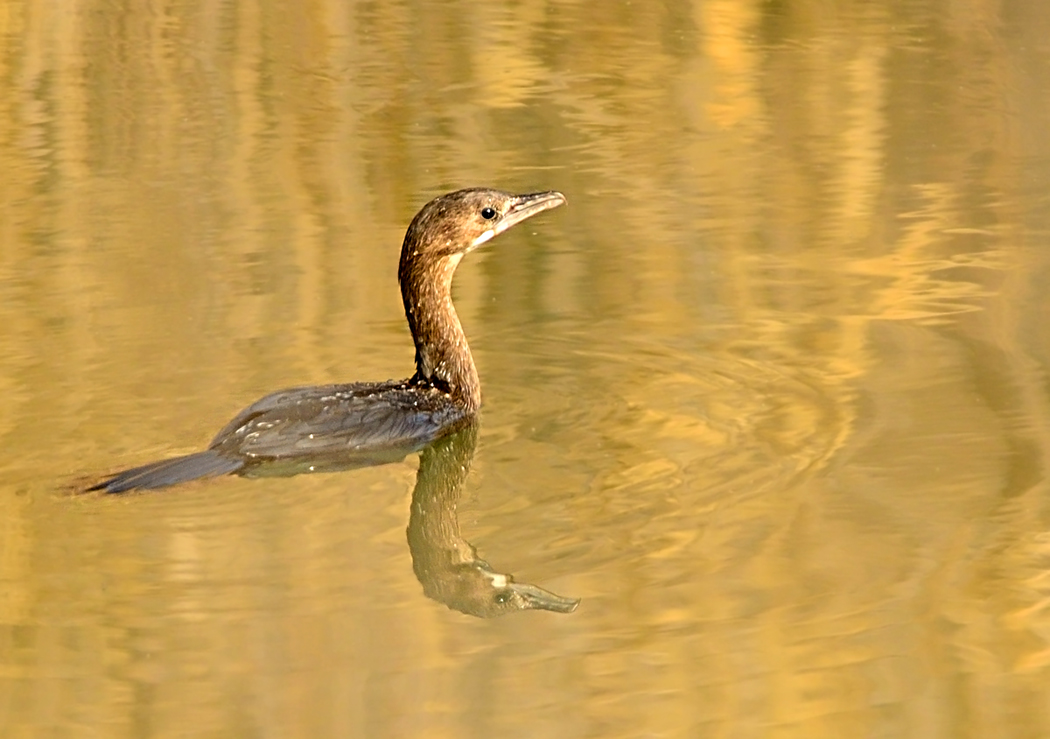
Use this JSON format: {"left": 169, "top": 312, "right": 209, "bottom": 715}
{"left": 3, "top": 0, "right": 1050, "bottom": 736}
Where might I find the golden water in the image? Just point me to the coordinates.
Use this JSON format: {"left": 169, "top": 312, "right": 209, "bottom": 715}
{"left": 3, "top": 1, "right": 1050, "bottom": 736}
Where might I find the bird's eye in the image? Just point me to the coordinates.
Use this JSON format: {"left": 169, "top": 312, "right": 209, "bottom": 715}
{"left": 480, "top": 207, "right": 498, "bottom": 220}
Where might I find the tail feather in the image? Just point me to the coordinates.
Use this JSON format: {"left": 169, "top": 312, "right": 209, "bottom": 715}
{"left": 88, "top": 451, "right": 244, "bottom": 494}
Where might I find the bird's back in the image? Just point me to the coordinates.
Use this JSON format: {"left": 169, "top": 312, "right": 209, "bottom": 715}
{"left": 209, "top": 379, "right": 473, "bottom": 460}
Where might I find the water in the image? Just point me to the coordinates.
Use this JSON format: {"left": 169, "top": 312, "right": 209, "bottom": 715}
{"left": 3, "top": 1, "right": 1050, "bottom": 736}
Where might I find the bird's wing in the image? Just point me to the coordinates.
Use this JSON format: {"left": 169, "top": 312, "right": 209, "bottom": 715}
{"left": 208, "top": 381, "right": 470, "bottom": 459}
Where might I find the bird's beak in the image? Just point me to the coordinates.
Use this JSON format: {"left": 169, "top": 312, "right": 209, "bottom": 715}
{"left": 471, "top": 191, "right": 566, "bottom": 248}
{"left": 508, "top": 581, "right": 581, "bottom": 613}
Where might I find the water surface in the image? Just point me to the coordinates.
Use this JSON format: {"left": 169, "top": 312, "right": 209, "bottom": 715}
{"left": 3, "top": 1, "right": 1050, "bottom": 736}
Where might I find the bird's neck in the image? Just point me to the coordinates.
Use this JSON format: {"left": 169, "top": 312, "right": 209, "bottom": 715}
{"left": 400, "top": 253, "right": 481, "bottom": 412}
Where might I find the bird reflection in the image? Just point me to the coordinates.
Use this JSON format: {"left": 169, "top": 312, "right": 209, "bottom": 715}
{"left": 407, "top": 422, "right": 579, "bottom": 618}
{"left": 243, "top": 420, "right": 579, "bottom": 616}
{"left": 80, "top": 422, "right": 579, "bottom": 618}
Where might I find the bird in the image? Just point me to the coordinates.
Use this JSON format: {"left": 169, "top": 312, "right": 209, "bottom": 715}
{"left": 89, "top": 188, "right": 566, "bottom": 493}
